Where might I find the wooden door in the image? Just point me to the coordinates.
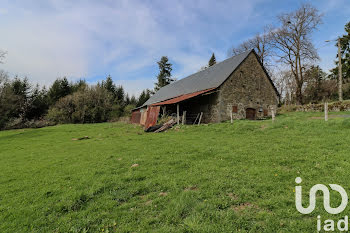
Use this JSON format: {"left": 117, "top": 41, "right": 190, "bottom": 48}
{"left": 246, "top": 108, "right": 256, "bottom": 120}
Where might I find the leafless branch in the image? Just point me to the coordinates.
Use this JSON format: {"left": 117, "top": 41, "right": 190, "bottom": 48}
{"left": 0, "top": 50, "right": 7, "bottom": 64}
{"left": 270, "top": 3, "right": 322, "bottom": 104}
{"left": 228, "top": 27, "right": 273, "bottom": 68}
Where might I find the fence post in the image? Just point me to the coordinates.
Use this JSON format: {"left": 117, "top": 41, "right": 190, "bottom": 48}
{"left": 325, "top": 102, "right": 328, "bottom": 121}
{"left": 182, "top": 111, "right": 186, "bottom": 125}
{"left": 271, "top": 106, "right": 275, "bottom": 121}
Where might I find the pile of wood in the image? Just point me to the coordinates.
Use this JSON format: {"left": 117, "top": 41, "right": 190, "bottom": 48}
{"left": 154, "top": 118, "right": 176, "bottom": 133}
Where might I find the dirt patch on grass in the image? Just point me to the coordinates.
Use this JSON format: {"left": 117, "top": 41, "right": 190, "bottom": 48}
{"left": 260, "top": 125, "right": 268, "bottom": 130}
{"left": 231, "top": 202, "right": 259, "bottom": 212}
{"left": 227, "top": 193, "right": 238, "bottom": 200}
{"left": 184, "top": 186, "right": 198, "bottom": 192}
{"left": 144, "top": 200, "right": 152, "bottom": 206}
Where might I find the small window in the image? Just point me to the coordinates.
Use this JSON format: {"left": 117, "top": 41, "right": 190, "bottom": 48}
{"left": 232, "top": 106, "right": 238, "bottom": 113}
{"left": 263, "top": 109, "right": 268, "bottom": 116}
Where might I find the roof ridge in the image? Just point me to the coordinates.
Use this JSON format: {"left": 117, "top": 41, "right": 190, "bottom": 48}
{"left": 163, "top": 49, "right": 252, "bottom": 87}
{"left": 142, "top": 50, "right": 253, "bottom": 106}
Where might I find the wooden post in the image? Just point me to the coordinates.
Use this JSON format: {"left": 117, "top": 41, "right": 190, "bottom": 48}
{"left": 325, "top": 102, "right": 328, "bottom": 121}
{"left": 230, "top": 109, "right": 233, "bottom": 124}
{"left": 177, "top": 104, "right": 180, "bottom": 125}
{"left": 198, "top": 112, "right": 203, "bottom": 125}
{"left": 271, "top": 106, "right": 275, "bottom": 121}
{"left": 193, "top": 113, "right": 200, "bottom": 125}
{"left": 182, "top": 111, "right": 186, "bottom": 125}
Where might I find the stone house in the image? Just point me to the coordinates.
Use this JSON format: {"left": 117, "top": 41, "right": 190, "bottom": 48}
{"left": 131, "top": 50, "right": 279, "bottom": 128}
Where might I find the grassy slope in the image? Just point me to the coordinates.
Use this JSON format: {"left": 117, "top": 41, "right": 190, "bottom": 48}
{"left": 1, "top": 112, "right": 350, "bottom": 232}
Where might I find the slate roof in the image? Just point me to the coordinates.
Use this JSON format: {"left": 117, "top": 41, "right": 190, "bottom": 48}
{"left": 143, "top": 50, "right": 276, "bottom": 107}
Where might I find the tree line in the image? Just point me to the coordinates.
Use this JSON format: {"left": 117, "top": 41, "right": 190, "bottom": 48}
{"left": 0, "top": 52, "right": 179, "bottom": 130}
{"left": 0, "top": 73, "right": 152, "bottom": 130}
{"left": 229, "top": 4, "right": 350, "bottom": 105}
{"left": 0, "top": 47, "right": 179, "bottom": 130}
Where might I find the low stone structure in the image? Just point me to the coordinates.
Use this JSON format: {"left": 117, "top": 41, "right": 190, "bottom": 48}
{"left": 280, "top": 101, "right": 350, "bottom": 113}
{"left": 132, "top": 50, "right": 279, "bottom": 127}
{"left": 204, "top": 52, "right": 278, "bottom": 122}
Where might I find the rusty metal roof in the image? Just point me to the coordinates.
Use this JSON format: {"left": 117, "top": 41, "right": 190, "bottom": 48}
{"left": 143, "top": 50, "right": 252, "bottom": 106}
{"left": 151, "top": 88, "right": 216, "bottom": 106}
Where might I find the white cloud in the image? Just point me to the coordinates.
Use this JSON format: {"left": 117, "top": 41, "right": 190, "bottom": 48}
{"left": 17, "top": 1, "right": 257, "bottom": 93}
{"left": 0, "top": 3, "right": 91, "bottom": 86}
{"left": 2, "top": 0, "right": 344, "bottom": 96}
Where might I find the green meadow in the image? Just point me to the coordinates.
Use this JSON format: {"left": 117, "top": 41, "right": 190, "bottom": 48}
{"left": 1, "top": 112, "right": 350, "bottom": 232}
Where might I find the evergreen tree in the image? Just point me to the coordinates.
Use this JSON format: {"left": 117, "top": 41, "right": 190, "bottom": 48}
{"left": 72, "top": 79, "right": 87, "bottom": 92}
{"left": 129, "top": 95, "right": 137, "bottom": 106}
{"left": 26, "top": 85, "right": 49, "bottom": 120}
{"left": 137, "top": 89, "right": 151, "bottom": 107}
{"left": 0, "top": 81, "right": 17, "bottom": 128}
{"left": 303, "top": 66, "right": 327, "bottom": 103}
{"left": 208, "top": 53, "right": 216, "bottom": 67}
{"left": 330, "top": 21, "right": 350, "bottom": 82}
{"left": 115, "top": 85, "right": 125, "bottom": 103}
{"left": 0, "top": 77, "right": 33, "bottom": 126}
{"left": 124, "top": 94, "right": 136, "bottom": 106}
{"left": 101, "top": 75, "right": 116, "bottom": 97}
{"left": 10, "top": 77, "right": 31, "bottom": 119}
{"left": 124, "top": 93, "right": 130, "bottom": 105}
{"left": 11, "top": 77, "right": 31, "bottom": 97}
{"left": 48, "top": 77, "right": 72, "bottom": 105}
{"left": 154, "top": 56, "right": 174, "bottom": 92}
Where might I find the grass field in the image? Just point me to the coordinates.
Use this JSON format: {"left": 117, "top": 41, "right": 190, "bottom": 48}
{"left": 1, "top": 112, "right": 350, "bottom": 232}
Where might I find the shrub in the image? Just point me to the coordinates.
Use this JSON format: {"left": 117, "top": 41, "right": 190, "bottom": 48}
{"left": 46, "top": 86, "right": 114, "bottom": 124}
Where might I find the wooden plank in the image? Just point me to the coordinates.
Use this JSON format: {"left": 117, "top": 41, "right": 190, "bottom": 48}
{"left": 154, "top": 119, "right": 176, "bottom": 133}
{"left": 193, "top": 113, "right": 200, "bottom": 125}
{"left": 177, "top": 104, "right": 180, "bottom": 125}
{"left": 182, "top": 111, "right": 186, "bottom": 125}
{"left": 198, "top": 112, "right": 203, "bottom": 125}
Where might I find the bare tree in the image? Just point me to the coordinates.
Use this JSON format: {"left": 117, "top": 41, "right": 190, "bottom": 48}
{"left": 272, "top": 69, "right": 296, "bottom": 104}
{"left": 228, "top": 28, "right": 273, "bottom": 68}
{"left": 0, "top": 50, "right": 6, "bottom": 64}
{"left": 269, "top": 4, "right": 322, "bottom": 104}
{"left": 0, "top": 70, "right": 9, "bottom": 87}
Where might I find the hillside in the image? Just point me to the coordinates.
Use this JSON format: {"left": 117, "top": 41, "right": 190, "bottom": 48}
{"left": 1, "top": 112, "right": 350, "bottom": 232}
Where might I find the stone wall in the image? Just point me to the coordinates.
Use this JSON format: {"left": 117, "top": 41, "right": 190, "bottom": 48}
{"left": 209, "top": 53, "right": 279, "bottom": 122}
{"left": 280, "top": 101, "right": 350, "bottom": 113}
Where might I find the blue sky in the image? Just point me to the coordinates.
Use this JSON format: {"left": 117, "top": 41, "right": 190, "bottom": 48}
{"left": 0, "top": 0, "right": 349, "bottom": 96}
